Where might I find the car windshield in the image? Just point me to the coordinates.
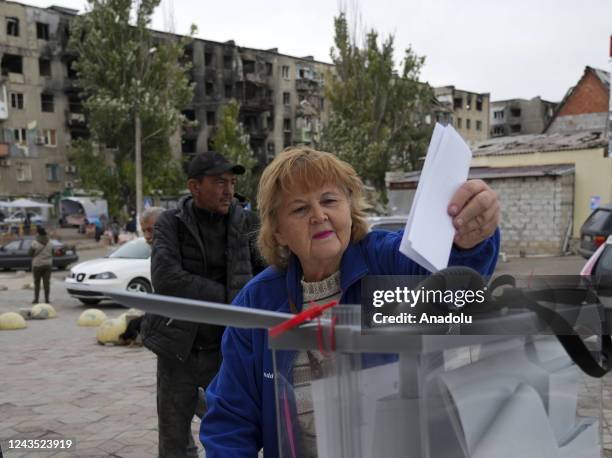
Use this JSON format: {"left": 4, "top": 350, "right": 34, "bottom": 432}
{"left": 108, "top": 239, "right": 151, "bottom": 259}
{"left": 595, "top": 246, "right": 612, "bottom": 275}
{"left": 584, "top": 209, "right": 612, "bottom": 232}
{"left": 372, "top": 222, "right": 405, "bottom": 232}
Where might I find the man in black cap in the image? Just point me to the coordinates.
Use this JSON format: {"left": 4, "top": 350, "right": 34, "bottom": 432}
{"left": 143, "top": 151, "right": 265, "bottom": 457}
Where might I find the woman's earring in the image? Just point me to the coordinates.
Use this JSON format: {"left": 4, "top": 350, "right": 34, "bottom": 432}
{"left": 278, "top": 245, "right": 290, "bottom": 259}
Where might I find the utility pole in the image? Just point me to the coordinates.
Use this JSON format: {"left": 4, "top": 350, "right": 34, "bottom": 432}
{"left": 135, "top": 112, "right": 143, "bottom": 233}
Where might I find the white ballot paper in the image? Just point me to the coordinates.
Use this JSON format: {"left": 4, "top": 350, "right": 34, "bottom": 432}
{"left": 400, "top": 123, "right": 472, "bottom": 272}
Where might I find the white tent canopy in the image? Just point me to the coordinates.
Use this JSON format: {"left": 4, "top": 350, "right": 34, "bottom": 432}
{"left": 0, "top": 198, "right": 53, "bottom": 208}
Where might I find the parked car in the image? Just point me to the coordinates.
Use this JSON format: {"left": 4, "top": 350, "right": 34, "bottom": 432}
{"left": 368, "top": 215, "right": 408, "bottom": 232}
{"left": 580, "top": 235, "right": 612, "bottom": 300}
{"left": 65, "top": 237, "right": 152, "bottom": 305}
{"left": 0, "top": 237, "right": 78, "bottom": 270}
{"left": 4, "top": 210, "right": 45, "bottom": 225}
{"left": 577, "top": 205, "right": 612, "bottom": 259}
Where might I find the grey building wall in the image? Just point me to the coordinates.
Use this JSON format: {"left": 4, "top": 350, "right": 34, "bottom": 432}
{"left": 387, "top": 173, "right": 575, "bottom": 256}
{"left": 490, "top": 97, "right": 557, "bottom": 137}
{"left": 546, "top": 112, "right": 608, "bottom": 134}
{"left": 490, "top": 174, "right": 574, "bottom": 255}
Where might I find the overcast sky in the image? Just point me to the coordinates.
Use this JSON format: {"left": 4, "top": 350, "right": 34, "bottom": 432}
{"left": 21, "top": 0, "right": 612, "bottom": 102}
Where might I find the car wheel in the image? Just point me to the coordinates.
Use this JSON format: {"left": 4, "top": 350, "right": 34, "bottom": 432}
{"left": 127, "top": 278, "right": 152, "bottom": 294}
{"left": 79, "top": 298, "right": 101, "bottom": 305}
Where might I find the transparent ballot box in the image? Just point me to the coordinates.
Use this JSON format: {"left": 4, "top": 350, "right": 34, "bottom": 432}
{"left": 270, "top": 306, "right": 603, "bottom": 458}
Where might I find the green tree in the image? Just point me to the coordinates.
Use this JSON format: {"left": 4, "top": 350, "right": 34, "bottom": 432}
{"left": 211, "top": 100, "right": 259, "bottom": 207}
{"left": 321, "top": 12, "right": 433, "bottom": 198}
{"left": 68, "top": 0, "right": 194, "bottom": 217}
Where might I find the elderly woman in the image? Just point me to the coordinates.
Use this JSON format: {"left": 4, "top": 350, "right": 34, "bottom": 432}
{"left": 201, "top": 146, "right": 500, "bottom": 457}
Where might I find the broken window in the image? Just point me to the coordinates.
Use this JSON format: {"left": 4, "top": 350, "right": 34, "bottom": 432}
{"left": 224, "top": 84, "right": 233, "bottom": 98}
{"left": 39, "top": 58, "right": 51, "bottom": 77}
{"left": 6, "top": 17, "right": 19, "bottom": 37}
{"left": 42, "top": 128, "right": 56, "bottom": 146}
{"left": 283, "top": 118, "right": 291, "bottom": 132}
{"left": 13, "top": 128, "right": 27, "bottom": 145}
{"left": 181, "top": 138, "right": 196, "bottom": 154}
{"left": 510, "top": 124, "right": 521, "bottom": 133}
{"left": 1, "top": 53, "right": 23, "bottom": 75}
{"left": 493, "top": 110, "right": 504, "bottom": 119}
{"left": 66, "top": 58, "right": 78, "bottom": 79}
{"left": 265, "top": 62, "right": 273, "bottom": 76}
{"left": 68, "top": 95, "right": 83, "bottom": 113}
{"left": 453, "top": 97, "right": 462, "bottom": 109}
{"left": 182, "top": 109, "right": 196, "bottom": 121}
{"left": 492, "top": 126, "right": 505, "bottom": 136}
{"left": 283, "top": 132, "right": 292, "bottom": 148}
{"left": 205, "top": 81, "right": 214, "bottom": 96}
{"left": 283, "top": 92, "right": 290, "bottom": 105}
{"left": 36, "top": 22, "right": 49, "bottom": 40}
{"left": 466, "top": 119, "right": 471, "bottom": 130}
{"left": 476, "top": 97, "right": 483, "bottom": 111}
{"left": 206, "top": 111, "right": 216, "bottom": 126}
{"left": 456, "top": 118, "right": 462, "bottom": 129}
{"left": 476, "top": 120, "right": 482, "bottom": 131}
{"left": 466, "top": 95, "right": 472, "bottom": 110}
{"left": 16, "top": 164, "right": 32, "bottom": 182}
{"left": 204, "top": 51, "right": 213, "bottom": 66}
{"left": 46, "top": 164, "right": 60, "bottom": 181}
{"left": 41, "top": 93, "right": 54, "bottom": 112}
{"left": 510, "top": 108, "right": 521, "bottom": 117}
{"left": 242, "top": 59, "right": 255, "bottom": 74}
{"left": 10, "top": 92, "right": 24, "bottom": 109}
{"left": 282, "top": 65, "right": 290, "bottom": 79}
{"left": 223, "top": 54, "right": 232, "bottom": 70}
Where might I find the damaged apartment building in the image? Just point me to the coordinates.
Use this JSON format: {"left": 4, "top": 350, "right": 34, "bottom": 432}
{"left": 0, "top": 0, "right": 332, "bottom": 199}
{"left": 178, "top": 40, "right": 331, "bottom": 166}
{"left": 0, "top": 0, "right": 82, "bottom": 200}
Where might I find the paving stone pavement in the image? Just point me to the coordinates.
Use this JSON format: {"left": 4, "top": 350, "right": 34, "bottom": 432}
{"left": 1, "top": 254, "right": 612, "bottom": 457}
{"left": 0, "top": 270, "right": 203, "bottom": 458}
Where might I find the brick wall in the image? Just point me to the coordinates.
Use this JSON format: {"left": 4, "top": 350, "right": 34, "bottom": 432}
{"left": 558, "top": 71, "right": 609, "bottom": 116}
{"left": 489, "top": 174, "right": 574, "bottom": 256}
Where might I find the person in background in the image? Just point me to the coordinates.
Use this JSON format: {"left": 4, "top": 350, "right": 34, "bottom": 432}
{"left": 111, "top": 217, "right": 121, "bottom": 245}
{"left": 23, "top": 212, "right": 31, "bottom": 235}
{"left": 142, "top": 151, "right": 265, "bottom": 458}
{"left": 140, "top": 207, "right": 165, "bottom": 246}
{"left": 28, "top": 225, "right": 53, "bottom": 304}
{"left": 125, "top": 211, "right": 137, "bottom": 235}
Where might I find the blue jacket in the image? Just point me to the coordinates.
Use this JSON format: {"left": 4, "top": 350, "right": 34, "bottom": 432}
{"left": 201, "top": 228, "right": 500, "bottom": 457}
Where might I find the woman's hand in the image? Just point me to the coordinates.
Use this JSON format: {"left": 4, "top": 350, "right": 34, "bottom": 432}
{"left": 448, "top": 179, "right": 501, "bottom": 250}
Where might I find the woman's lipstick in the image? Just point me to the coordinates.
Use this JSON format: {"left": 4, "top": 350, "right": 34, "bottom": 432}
{"left": 313, "top": 230, "right": 334, "bottom": 240}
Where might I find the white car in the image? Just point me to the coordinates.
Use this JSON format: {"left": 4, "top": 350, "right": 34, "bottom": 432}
{"left": 65, "top": 237, "right": 152, "bottom": 305}
{"left": 4, "top": 210, "right": 45, "bottom": 225}
{"left": 368, "top": 215, "right": 408, "bottom": 232}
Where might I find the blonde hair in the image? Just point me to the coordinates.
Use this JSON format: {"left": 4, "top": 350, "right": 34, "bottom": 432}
{"left": 257, "top": 146, "right": 369, "bottom": 268}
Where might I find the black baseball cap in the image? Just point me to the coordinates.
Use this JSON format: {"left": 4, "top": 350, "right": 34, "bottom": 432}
{"left": 187, "top": 151, "right": 245, "bottom": 179}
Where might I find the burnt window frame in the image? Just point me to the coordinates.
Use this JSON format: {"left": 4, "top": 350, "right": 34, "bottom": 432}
{"left": 39, "top": 58, "right": 52, "bottom": 77}
{"left": 40, "top": 93, "right": 55, "bottom": 113}
{"left": 6, "top": 17, "right": 19, "bottom": 37}
{"left": 36, "top": 22, "right": 50, "bottom": 40}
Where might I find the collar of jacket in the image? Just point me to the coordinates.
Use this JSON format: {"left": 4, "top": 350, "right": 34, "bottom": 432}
{"left": 285, "top": 239, "right": 369, "bottom": 312}
{"left": 175, "top": 194, "right": 242, "bottom": 228}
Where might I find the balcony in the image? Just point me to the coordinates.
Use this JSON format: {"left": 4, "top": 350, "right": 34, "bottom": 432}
{"left": 67, "top": 112, "right": 86, "bottom": 127}
{"left": 295, "top": 128, "right": 313, "bottom": 144}
{"left": 241, "top": 96, "right": 273, "bottom": 112}
{"left": 295, "top": 78, "right": 320, "bottom": 92}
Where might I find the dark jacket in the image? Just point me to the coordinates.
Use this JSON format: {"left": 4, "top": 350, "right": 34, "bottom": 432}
{"left": 143, "top": 195, "right": 265, "bottom": 362}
